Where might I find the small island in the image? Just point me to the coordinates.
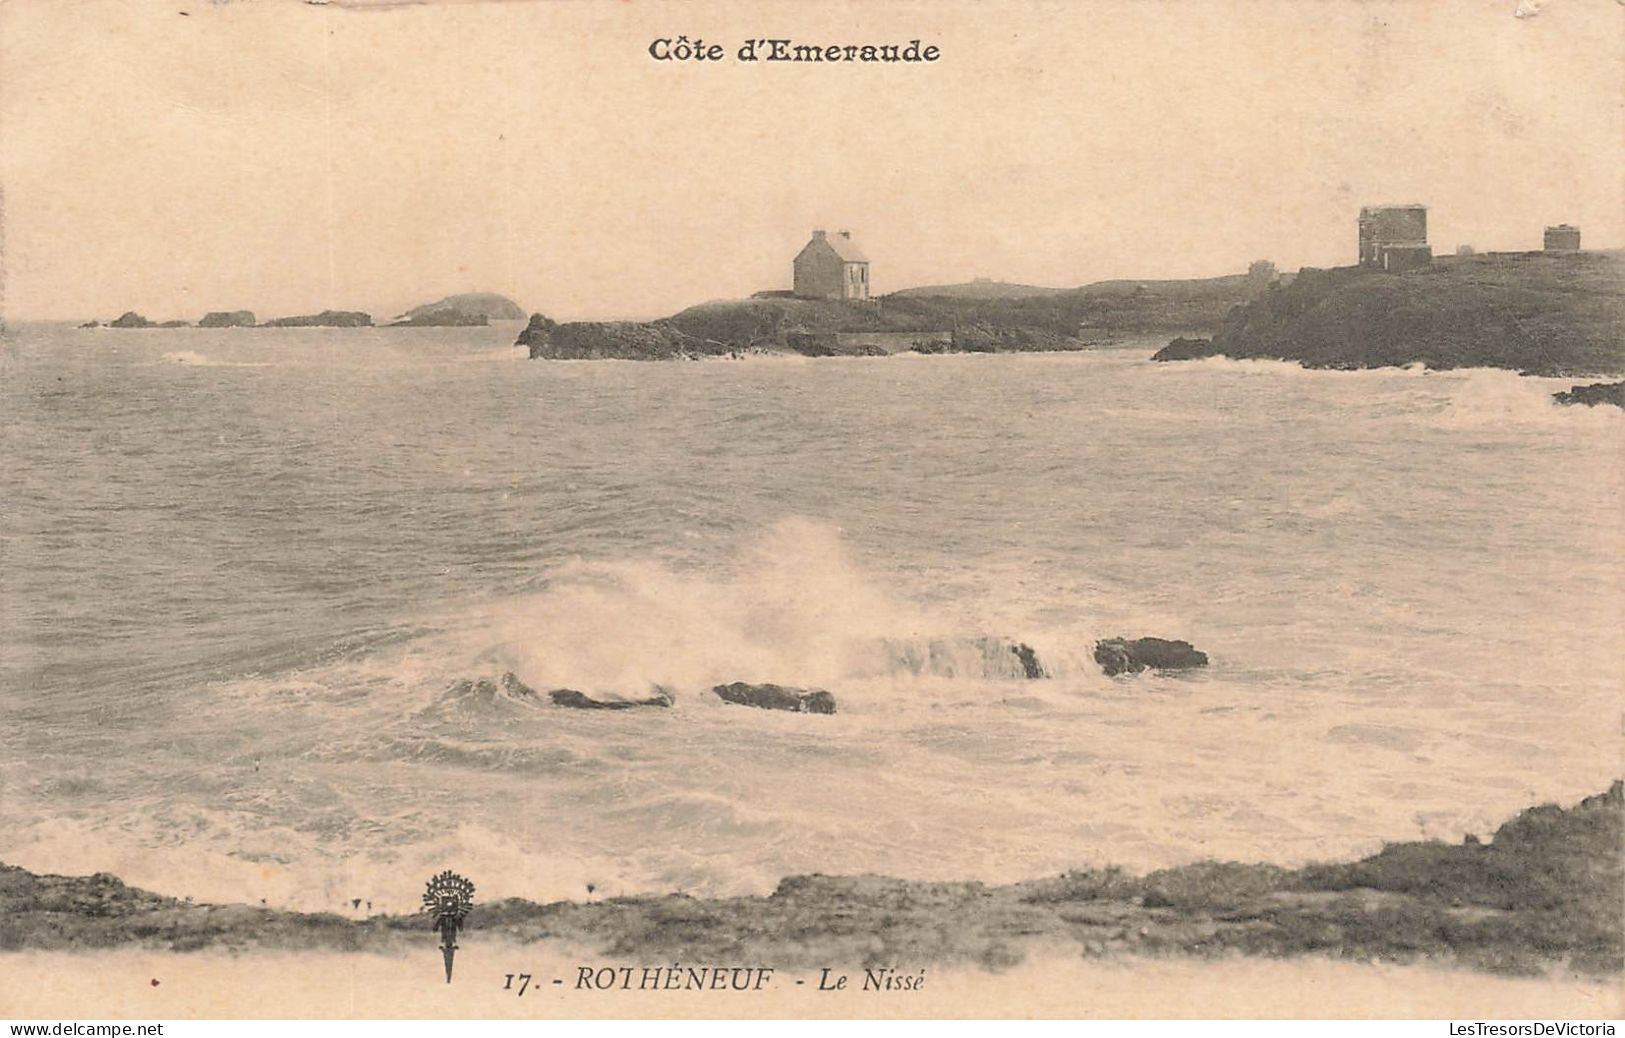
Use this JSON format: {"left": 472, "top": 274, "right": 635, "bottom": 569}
{"left": 198, "top": 310, "right": 257, "bottom": 328}
{"left": 389, "top": 292, "right": 524, "bottom": 327}
{"left": 260, "top": 310, "right": 373, "bottom": 328}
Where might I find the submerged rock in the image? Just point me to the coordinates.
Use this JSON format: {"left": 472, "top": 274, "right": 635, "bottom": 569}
{"left": 713, "top": 682, "right": 836, "bottom": 714}
{"left": 1553, "top": 380, "right": 1624, "bottom": 409}
{"left": 1093, "top": 637, "right": 1208, "bottom": 676}
{"left": 549, "top": 687, "right": 674, "bottom": 710}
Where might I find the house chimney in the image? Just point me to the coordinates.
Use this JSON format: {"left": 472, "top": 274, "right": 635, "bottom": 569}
{"left": 811, "top": 229, "right": 827, "bottom": 240}
{"left": 839, "top": 230, "right": 851, "bottom": 239}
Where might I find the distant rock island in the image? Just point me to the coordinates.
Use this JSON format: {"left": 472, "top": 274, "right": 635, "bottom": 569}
{"left": 261, "top": 310, "right": 373, "bottom": 328}
{"left": 90, "top": 299, "right": 525, "bottom": 331}
{"left": 198, "top": 310, "right": 256, "bottom": 328}
{"left": 392, "top": 292, "right": 524, "bottom": 326}
{"left": 1151, "top": 250, "right": 1624, "bottom": 377}
{"left": 518, "top": 273, "right": 1266, "bottom": 360}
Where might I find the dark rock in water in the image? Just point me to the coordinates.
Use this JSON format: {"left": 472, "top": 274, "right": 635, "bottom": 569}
{"left": 108, "top": 311, "right": 154, "bottom": 329}
{"left": 198, "top": 310, "right": 256, "bottom": 328}
{"left": 262, "top": 310, "right": 373, "bottom": 328}
{"left": 1151, "top": 337, "right": 1216, "bottom": 362}
{"left": 713, "top": 682, "right": 836, "bottom": 714}
{"left": 1094, "top": 637, "right": 1209, "bottom": 676}
{"left": 78, "top": 320, "right": 100, "bottom": 328}
{"left": 157, "top": 320, "right": 191, "bottom": 328}
{"left": 549, "top": 687, "right": 674, "bottom": 710}
{"left": 1553, "top": 380, "right": 1624, "bottom": 409}
{"left": 1009, "top": 642, "right": 1045, "bottom": 680}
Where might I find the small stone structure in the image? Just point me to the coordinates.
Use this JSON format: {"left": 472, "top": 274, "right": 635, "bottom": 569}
{"left": 1358, "top": 204, "right": 1432, "bottom": 271}
{"left": 1544, "top": 224, "right": 1581, "bottom": 251}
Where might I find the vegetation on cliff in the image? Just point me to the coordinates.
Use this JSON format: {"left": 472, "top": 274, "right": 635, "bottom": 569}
{"left": 1152, "top": 251, "right": 1625, "bottom": 376}
{"left": 4, "top": 784, "right": 1618, "bottom": 977}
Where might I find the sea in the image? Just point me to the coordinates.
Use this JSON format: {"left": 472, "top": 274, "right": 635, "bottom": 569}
{"left": 2, "top": 322, "right": 1620, "bottom": 915}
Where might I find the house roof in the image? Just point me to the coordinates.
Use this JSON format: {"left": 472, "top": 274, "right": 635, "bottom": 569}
{"left": 809, "top": 231, "right": 868, "bottom": 263}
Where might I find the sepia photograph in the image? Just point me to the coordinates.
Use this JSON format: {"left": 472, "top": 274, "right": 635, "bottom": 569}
{"left": 1, "top": 0, "right": 1621, "bottom": 1024}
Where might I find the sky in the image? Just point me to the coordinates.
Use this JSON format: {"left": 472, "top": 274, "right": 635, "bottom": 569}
{"left": 2, "top": 0, "right": 1621, "bottom": 322}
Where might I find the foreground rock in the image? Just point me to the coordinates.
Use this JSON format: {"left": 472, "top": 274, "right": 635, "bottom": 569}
{"left": 714, "top": 682, "right": 836, "bottom": 714}
{"left": 549, "top": 687, "right": 674, "bottom": 710}
{"left": 1094, "top": 637, "right": 1209, "bottom": 676}
{"left": 262, "top": 310, "right": 373, "bottom": 328}
{"left": 1554, "top": 380, "right": 1624, "bottom": 409}
{"left": 199, "top": 310, "right": 256, "bottom": 328}
{"left": 3, "top": 784, "right": 1617, "bottom": 978}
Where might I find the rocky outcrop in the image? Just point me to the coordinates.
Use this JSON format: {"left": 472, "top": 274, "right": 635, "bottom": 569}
{"left": 388, "top": 307, "right": 488, "bottom": 328}
{"left": 4, "top": 784, "right": 1616, "bottom": 977}
{"left": 1156, "top": 251, "right": 1624, "bottom": 376}
{"left": 1150, "top": 337, "right": 1216, "bottom": 361}
{"left": 198, "top": 311, "right": 256, "bottom": 328}
{"left": 518, "top": 313, "right": 704, "bottom": 360}
{"left": 713, "top": 682, "right": 836, "bottom": 714}
{"left": 549, "top": 687, "right": 675, "bottom": 710}
{"left": 262, "top": 310, "right": 373, "bottom": 328}
{"left": 400, "top": 293, "right": 524, "bottom": 323}
{"left": 108, "top": 312, "right": 154, "bottom": 328}
{"left": 1553, "top": 380, "right": 1624, "bottom": 409}
{"left": 157, "top": 320, "right": 190, "bottom": 328}
{"left": 78, "top": 320, "right": 100, "bottom": 328}
{"left": 1093, "top": 637, "right": 1208, "bottom": 676}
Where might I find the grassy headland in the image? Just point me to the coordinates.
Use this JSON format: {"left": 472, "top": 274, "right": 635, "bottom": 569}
{"left": 1152, "top": 251, "right": 1625, "bottom": 376}
{"left": 4, "top": 784, "right": 1617, "bottom": 978}
{"left": 516, "top": 274, "right": 1266, "bottom": 360}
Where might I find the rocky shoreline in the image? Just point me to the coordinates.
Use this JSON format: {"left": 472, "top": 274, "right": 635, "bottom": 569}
{"left": 4, "top": 784, "right": 1617, "bottom": 978}
{"left": 1149, "top": 251, "right": 1624, "bottom": 377}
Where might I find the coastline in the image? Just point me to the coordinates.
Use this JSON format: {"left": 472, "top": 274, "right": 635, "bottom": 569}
{"left": 6, "top": 784, "right": 1618, "bottom": 980}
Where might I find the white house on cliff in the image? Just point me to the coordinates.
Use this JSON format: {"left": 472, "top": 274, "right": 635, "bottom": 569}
{"left": 793, "top": 229, "right": 870, "bottom": 301}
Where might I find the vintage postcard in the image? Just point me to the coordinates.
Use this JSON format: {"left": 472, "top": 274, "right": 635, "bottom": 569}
{"left": 1, "top": 0, "right": 1621, "bottom": 1023}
